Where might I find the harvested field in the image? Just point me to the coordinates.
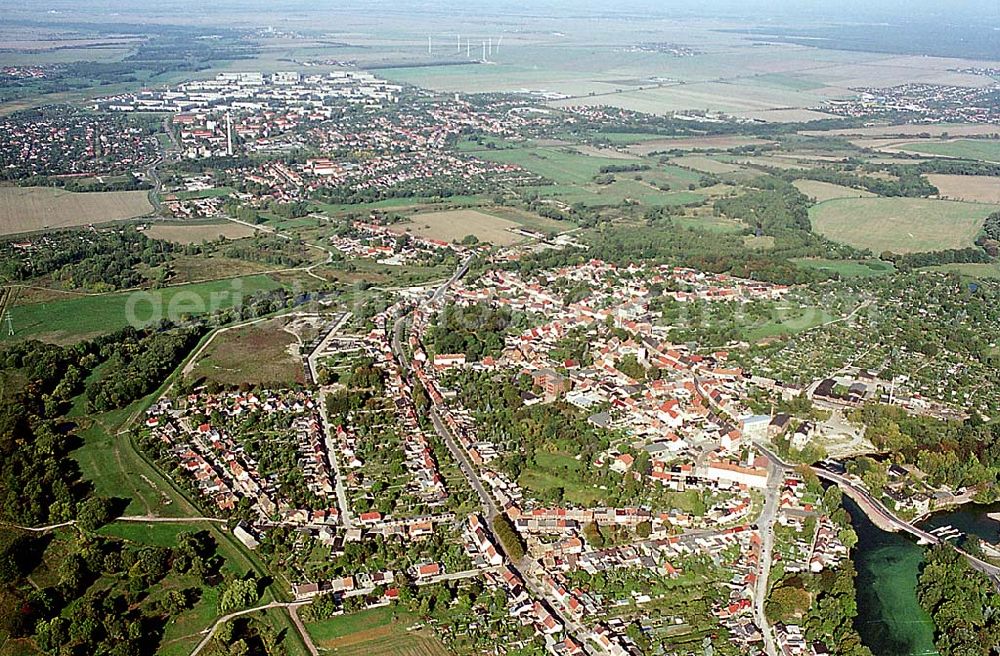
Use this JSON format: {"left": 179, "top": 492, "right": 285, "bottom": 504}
{"left": 928, "top": 175, "right": 1000, "bottom": 204}
{"left": 400, "top": 209, "right": 524, "bottom": 245}
{"left": 573, "top": 144, "right": 639, "bottom": 160}
{"left": 673, "top": 155, "right": 745, "bottom": 175}
{"left": 144, "top": 221, "right": 258, "bottom": 244}
{"left": 793, "top": 180, "right": 876, "bottom": 202}
{"left": 810, "top": 197, "right": 994, "bottom": 254}
{"left": 0, "top": 187, "right": 152, "bottom": 235}
{"left": 733, "top": 108, "right": 838, "bottom": 122}
{"left": 804, "top": 124, "right": 1000, "bottom": 139}
{"left": 626, "top": 136, "right": 773, "bottom": 156}
{"left": 731, "top": 156, "right": 810, "bottom": 170}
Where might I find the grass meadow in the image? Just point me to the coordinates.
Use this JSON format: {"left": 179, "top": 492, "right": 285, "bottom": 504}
{"left": 809, "top": 197, "right": 995, "bottom": 253}
{"left": 5, "top": 274, "right": 283, "bottom": 344}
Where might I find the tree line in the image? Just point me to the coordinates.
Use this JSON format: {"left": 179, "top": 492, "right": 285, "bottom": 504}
{"left": 86, "top": 327, "right": 204, "bottom": 412}
{"left": 917, "top": 545, "right": 1000, "bottom": 655}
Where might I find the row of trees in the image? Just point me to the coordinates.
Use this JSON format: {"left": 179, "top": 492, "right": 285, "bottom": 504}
{"left": 491, "top": 515, "right": 526, "bottom": 561}
{"left": 782, "top": 166, "right": 937, "bottom": 198}
{"left": 885, "top": 246, "right": 993, "bottom": 270}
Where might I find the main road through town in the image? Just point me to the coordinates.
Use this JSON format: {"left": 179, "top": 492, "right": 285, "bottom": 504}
{"left": 391, "top": 256, "right": 601, "bottom": 654}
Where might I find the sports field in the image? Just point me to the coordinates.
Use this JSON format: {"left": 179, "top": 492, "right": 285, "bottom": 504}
{"left": 894, "top": 139, "right": 1000, "bottom": 163}
{"left": 927, "top": 174, "right": 1000, "bottom": 204}
{"left": 792, "top": 180, "right": 876, "bottom": 202}
{"left": 809, "top": 197, "right": 995, "bottom": 253}
{"left": 0, "top": 186, "right": 152, "bottom": 235}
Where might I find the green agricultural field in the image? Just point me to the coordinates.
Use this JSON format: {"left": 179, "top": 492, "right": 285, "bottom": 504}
{"left": 474, "top": 146, "right": 628, "bottom": 185}
{"left": 925, "top": 262, "right": 1000, "bottom": 279}
{"left": 648, "top": 165, "right": 704, "bottom": 187}
{"left": 792, "top": 258, "right": 895, "bottom": 278}
{"left": 896, "top": 139, "right": 1000, "bottom": 163}
{"left": 792, "top": 180, "right": 876, "bottom": 202}
{"left": 4, "top": 274, "right": 283, "bottom": 343}
{"left": 443, "top": 142, "right": 707, "bottom": 208}
{"left": 809, "top": 197, "right": 996, "bottom": 254}
{"left": 747, "top": 72, "right": 827, "bottom": 91}
{"left": 671, "top": 155, "right": 745, "bottom": 175}
{"left": 524, "top": 182, "right": 705, "bottom": 208}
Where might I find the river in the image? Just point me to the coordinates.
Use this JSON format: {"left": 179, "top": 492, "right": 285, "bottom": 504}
{"left": 917, "top": 501, "right": 1000, "bottom": 545}
{"left": 845, "top": 496, "right": 1000, "bottom": 656}
{"left": 843, "top": 496, "right": 938, "bottom": 656}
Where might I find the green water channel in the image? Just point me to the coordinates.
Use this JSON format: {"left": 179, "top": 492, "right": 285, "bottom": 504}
{"left": 844, "top": 496, "right": 938, "bottom": 656}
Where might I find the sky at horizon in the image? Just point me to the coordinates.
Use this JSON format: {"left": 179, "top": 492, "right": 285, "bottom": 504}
{"left": 2, "top": 0, "right": 997, "bottom": 24}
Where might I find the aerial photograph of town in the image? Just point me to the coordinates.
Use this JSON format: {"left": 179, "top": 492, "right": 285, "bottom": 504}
{"left": 0, "top": 0, "right": 999, "bottom": 654}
